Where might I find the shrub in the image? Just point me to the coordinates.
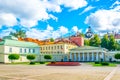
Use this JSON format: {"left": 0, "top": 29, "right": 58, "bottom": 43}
{"left": 30, "top": 62, "right": 35, "bottom": 65}
{"left": 95, "top": 61, "right": 100, "bottom": 64}
{"left": 44, "top": 55, "right": 52, "bottom": 61}
{"left": 26, "top": 54, "right": 36, "bottom": 61}
{"left": 26, "top": 54, "right": 36, "bottom": 64}
{"left": 114, "top": 53, "right": 120, "bottom": 61}
{"left": 44, "top": 55, "right": 52, "bottom": 60}
{"left": 40, "top": 62, "right": 45, "bottom": 64}
{"left": 8, "top": 54, "right": 20, "bottom": 63}
{"left": 101, "top": 62, "right": 109, "bottom": 66}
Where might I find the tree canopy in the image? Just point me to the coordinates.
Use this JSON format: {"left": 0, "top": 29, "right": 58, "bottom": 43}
{"left": 114, "top": 53, "right": 120, "bottom": 60}
{"left": 89, "top": 34, "right": 101, "bottom": 47}
{"left": 10, "top": 29, "right": 26, "bottom": 38}
{"left": 44, "top": 55, "right": 52, "bottom": 60}
{"left": 101, "top": 34, "right": 109, "bottom": 49}
{"left": 26, "top": 54, "right": 36, "bottom": 61}
{"left": 8, "top": 54, "right": 20, "bottom": 63}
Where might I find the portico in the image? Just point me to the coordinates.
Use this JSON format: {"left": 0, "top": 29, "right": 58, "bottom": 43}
{"left": 69, "top": 46, "right": 107, "bottom": 62}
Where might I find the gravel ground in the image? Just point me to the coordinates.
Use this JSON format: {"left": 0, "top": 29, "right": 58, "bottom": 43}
{"left": 0, "top": 63, "right": 118, "bottom": 80}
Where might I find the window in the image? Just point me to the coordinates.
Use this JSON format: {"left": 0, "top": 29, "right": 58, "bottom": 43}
{"left": 57, "top": 46, "right": 59, "bottom": 49}
{"left": 61, "top": 45, "right": 63, "bottom": 49}
{"left": 33, "top": 49, "right": 35, "bottom": 53}
{"left": 51, "top": 47, "right": 53, "bottom": 50}
{"left": 24, "top": 49, "right": 26, "bottom": 53}
{"left": 54, "top": 46, "right": 56, "bottom": 50}
{"left": 20, "top": 48, "right": 22, "bottom": 53}
{"left": 29, "top": 49, "right": 31, "bottom": 53}
{"left": 9, "top": 48, "right": 12, "bottom": 52}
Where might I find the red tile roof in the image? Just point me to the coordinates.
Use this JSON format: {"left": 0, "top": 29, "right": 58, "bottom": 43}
{"left": 115, "top": 34, "right": 120, "bottom": 39}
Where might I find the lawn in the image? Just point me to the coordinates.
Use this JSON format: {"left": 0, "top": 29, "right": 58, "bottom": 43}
{"left": 88, "top": 62, "right": 117, "bottom": 67}
{"left": 7, "top": 62, "right": 49, "bottom": 65}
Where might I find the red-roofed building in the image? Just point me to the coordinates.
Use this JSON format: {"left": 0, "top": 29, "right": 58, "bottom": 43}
{"left": 115, "top": 34, "right": 120, "bottom": 44}
{"left": 70, "top": 36, "right": 84, "bottom": 46}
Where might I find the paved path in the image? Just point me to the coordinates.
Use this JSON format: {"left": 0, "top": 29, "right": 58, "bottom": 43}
{"left": 0, "top": 64, "right": 117, "bottom": 80}
{"left": 104, "top": 65, "right": 120, "bottom": 80}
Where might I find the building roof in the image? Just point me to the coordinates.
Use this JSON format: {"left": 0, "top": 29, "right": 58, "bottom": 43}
{"left": 54, "top": 39, "right": 76, "bottom": 45}
{"left": 70, "top": 46, "right": 107, "bottom": 51}
{"left": 115, "top": 34, "right": 120, "bottom": 39}
{"left": 0, "top": 39, "right": 40, "bottom": 48}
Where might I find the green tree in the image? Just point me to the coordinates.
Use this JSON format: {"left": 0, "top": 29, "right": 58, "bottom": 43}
{"left": 44, "top": 55, "right": 52, "bottom": 61}
{"left": 26, "top": 54, "right": 36, "bottom": 63}
{"left": 108, "top": 35, "right": 116, "bottom": 51}
{"left": 89, "top": 34, "right": 101, "bottom": 47}
{"left": 10, "top": 29, "right": 26, "bottom": 38}
{"left": 115, "top": 43, "right": 120, "bottom": 50}
{"left": 79, "top": 33, "right": 85, "bottom": 37}
{"left": 84, "top": 39, "right": 89, "bottom": 46}
{"left": 8, "top": 54, "right": 20, "bottom": 63}
{"left": 50, "top": 38, "right": 54, "bottom": 42}
{"left": 114, "top": 53, "right": 120, "bottom": 61}
{"left": 101, "top": 34, "right": 109, "bottom": 49}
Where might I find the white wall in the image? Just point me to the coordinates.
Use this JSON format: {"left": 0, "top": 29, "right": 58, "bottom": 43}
{"left": 4, "top": 46, "right": 40, "bottom": 54}
{"left": 0, "top": 45, "right": 4, "bottom": 53}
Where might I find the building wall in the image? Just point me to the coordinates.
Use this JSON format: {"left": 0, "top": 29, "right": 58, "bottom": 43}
{"left": 107, "top": 51, "right": 120, "bottom": 61}
{"left": 40, "top": 43, "right": 77, "bottom": 54}
{"left": 0, "top": 45, "right": 4, "bottom": 53}
{"left": 40, "top": 53, "right": 68, "bottom": 62}
{"left": 70, "top": 37, "right": 84, "bottom": 46}
{"left": 0, "top": 54, "right": 4, "bottom": 63}
{"left": 115, "top": 39, "right": 120, "bottom": 44}
{"left": 0, "top": 45, "right": 40, "bottom": 63}
{"left": 4, "top": 46, "right": 40, "bottom": 54}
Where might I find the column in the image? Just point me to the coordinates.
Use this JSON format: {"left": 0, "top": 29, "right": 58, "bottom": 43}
{"left": 78, "top": 53, "right": 80, "bottom": 61}
{"left": 82, "top": 52, "right": 85, "bottom": 61}
{"left": 96, "top": 52, "right": 99, "bottom": 61}
{"left": 102, "top": 52, "right": 104, "bottom": 61}
{"left": 92, "top": 52, "right": 94, "bottom": 61}
{"left": 87, "top": 52, "right": 90, "bottom": 61}
{"left": 74, "top": 53, "right": 77, "bottom": 61}
{"left": 70, "top": 53, "right": 72, "bottom": 61}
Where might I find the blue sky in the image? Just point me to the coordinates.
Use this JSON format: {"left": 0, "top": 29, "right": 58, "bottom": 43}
{"left": 0, "top": 0, "right": 120, "bottom": 39}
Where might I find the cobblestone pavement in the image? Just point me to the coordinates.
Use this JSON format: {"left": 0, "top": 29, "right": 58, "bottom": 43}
{"left": 0, "top": 63, "right": 119, "bottom": 80}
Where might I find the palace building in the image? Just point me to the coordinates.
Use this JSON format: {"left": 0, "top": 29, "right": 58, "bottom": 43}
{"left": 0, "top": 36, "right": 40, "bottom": 63}
{"left": 0, "top": 31, "right": 119, "bottom": 63}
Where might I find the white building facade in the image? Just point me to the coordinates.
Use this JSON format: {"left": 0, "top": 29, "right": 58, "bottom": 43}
{"left": 0, "top": 39, "right": 40, "bottom": 63}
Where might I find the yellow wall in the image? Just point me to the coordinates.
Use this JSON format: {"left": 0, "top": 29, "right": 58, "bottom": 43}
{"left": 40, "top": 43, "right": 77, "bottom": 54}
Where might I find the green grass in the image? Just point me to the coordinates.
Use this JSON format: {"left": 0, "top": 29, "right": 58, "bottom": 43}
{"left": 7, "top": 62, "right": 49, "bottom": 65}
{"left": 89, "top": 62, "right": 117, "bottom": 67}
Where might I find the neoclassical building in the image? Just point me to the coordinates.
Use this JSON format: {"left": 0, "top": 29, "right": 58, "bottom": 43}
{"left": 39, "top": 39, "right": 77, "bottom": 61}
{"left": 69, "top": 46, "right": 107, "bottom": 62}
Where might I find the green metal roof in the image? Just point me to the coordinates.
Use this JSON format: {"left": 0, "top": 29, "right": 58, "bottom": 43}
{"left": 0, "top": 39, "right": 40, "bottom": 48}
{"left": 70, "top": 46, "right": 106, "bottom": 51}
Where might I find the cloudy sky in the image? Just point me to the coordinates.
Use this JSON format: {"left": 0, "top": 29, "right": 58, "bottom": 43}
{"left": 0, "top": 0, "right": 120, "bottom": 39}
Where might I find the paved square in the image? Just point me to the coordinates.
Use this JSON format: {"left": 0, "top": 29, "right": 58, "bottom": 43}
{"left": 0, "top": 63, "right": 119, "bottom": 80}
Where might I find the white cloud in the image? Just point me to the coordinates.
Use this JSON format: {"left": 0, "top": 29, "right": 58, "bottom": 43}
{"left": 72, "top": 26, "right": 78, "bottom": 32}
{"left": 26, "top": 25, "right": 68, "bottom": 40}
{"left": 80, "top": 6, "right": 95, "bottom": 15}
{"left": 59, "top": 26, "right": 68, "bottom": 34}
{"left": 0, "top": 28, "right": 15, "bottom": 38}
{"left": 0, "top": 0, "right": 87, "bottom": 28}
{"left": 110, "top": 0, "right": 120, "bottom": 8}
{"left": 85, "top": 6, "right": 120, "bottom": 33}
{"left": 0, "top": 13, "right": 17, "bottom": 28}
{"left": 58, "top": 0, "right": 87, "bottom": 10}
{"left": 47, "top": 25, "right": 53, "bottom": 31}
